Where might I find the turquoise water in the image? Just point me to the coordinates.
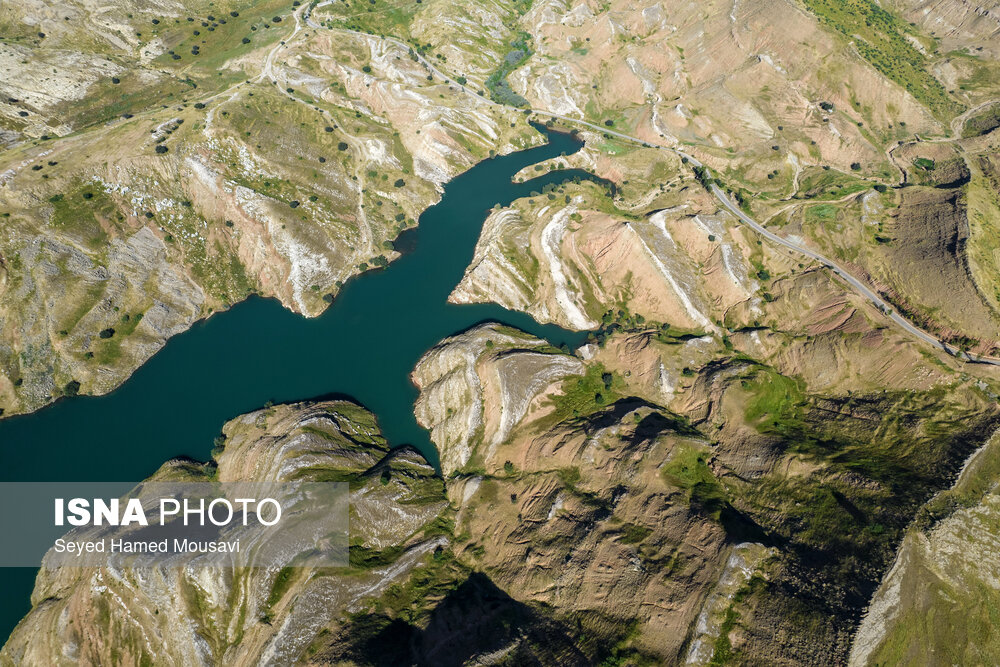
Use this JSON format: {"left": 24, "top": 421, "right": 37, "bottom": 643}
{"left": 0, "top": 127, "right": 595, "bottom": 642}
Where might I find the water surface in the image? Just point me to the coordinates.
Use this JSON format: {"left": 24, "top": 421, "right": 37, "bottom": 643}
{"left": 0, "top": 126, "right": 594, "bottom": 641}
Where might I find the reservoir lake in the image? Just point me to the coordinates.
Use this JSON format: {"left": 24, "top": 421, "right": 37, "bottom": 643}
{"left": 0, "top": 126, "right": 595, "bottom": 641}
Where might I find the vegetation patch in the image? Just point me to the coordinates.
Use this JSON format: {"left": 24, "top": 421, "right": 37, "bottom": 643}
{"left": 486, "top": 32, "right": 533, "bottom": 107}
{"left": 804, "top": 203, "right": 838, "bottom": 224}
{"left": 549, "top": 364, "right": 622, "bottom": 420}
{"left": 740, "top": 366, "right": 807, "bottom": 432}
{"left": 800, "top": 0, "right": 961, "bottom": 119}
{"left": 662, "top": 442, "right": 729, "bottom": 520}
{"left": 794, "top": 168, "right": 872, "bottom": 200}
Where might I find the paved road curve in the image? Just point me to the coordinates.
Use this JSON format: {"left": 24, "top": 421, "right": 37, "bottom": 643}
{"left": 298, "top": 7, "right": 999, "bottom": 366}
{"left": 525, "top": 110, "right": 1000, "bottom": 366}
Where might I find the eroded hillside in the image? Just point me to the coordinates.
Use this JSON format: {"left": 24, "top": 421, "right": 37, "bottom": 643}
{"left": 0, "top": 0, "right": 539, "bottom": 416}
{"left": 1, "top": 399, "right": 450, "bottom": 666}
{"left": 2, "top": 0, "right": 1000, "bottom": 663}
{"left": 407, "top": 304, "right": 1000, "bottom": 664}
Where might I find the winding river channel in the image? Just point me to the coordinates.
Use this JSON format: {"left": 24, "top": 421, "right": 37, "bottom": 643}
{"left": 0, "top": 126, "right": 596, "bottom": 640}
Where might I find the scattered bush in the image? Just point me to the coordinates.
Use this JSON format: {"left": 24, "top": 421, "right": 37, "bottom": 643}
{"left": 98, "top": 328, "right": 115, "bottom": 339}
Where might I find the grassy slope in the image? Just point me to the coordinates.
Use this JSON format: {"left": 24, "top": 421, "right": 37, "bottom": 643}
{"left": 799, "top": 0, "right": 962, "bottom": 120}
{"left": 867, "top": 432, "right": 1000, "bottom": 665}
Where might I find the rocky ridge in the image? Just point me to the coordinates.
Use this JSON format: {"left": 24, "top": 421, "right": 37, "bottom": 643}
{"left": 1, "top": 399, "right": 448, "bottom": 666}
